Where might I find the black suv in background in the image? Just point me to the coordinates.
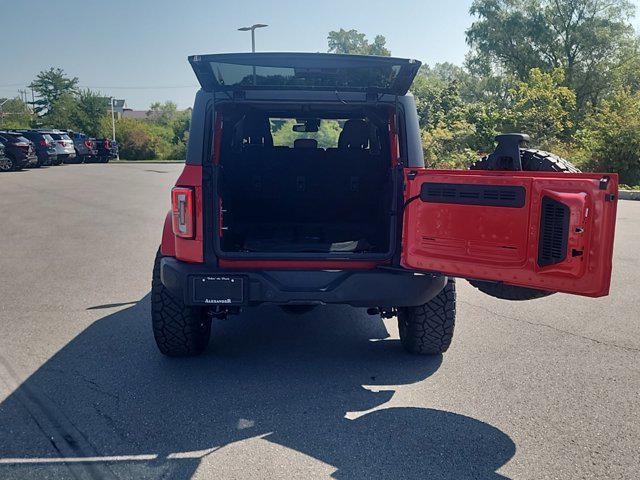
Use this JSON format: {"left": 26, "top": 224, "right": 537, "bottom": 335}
{"left": 0, "top": 142, "right": 9, "bottom": 172}
{"left": 67, "top": 131, "right": 98, "bottom": 162}
{"left": 0, "top": 132, "right": 38, "bottom": 170}
{"left": 16, "top": 130, "right": 59, "bottom": 166}
{"left": 93, "top": 137, "right": 117, "bottom": 162}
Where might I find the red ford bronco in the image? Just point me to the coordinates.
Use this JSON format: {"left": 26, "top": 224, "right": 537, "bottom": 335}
{"left": 152, "top": 53, "right": 619, "bottom": 357}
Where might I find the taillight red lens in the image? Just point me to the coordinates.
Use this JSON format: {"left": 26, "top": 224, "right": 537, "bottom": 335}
{"left": 171, "top": 187, "right": 194, "bottom": 238}
{"left": 39, "top": 139, "right": 47, "bottom": 146}
{"left": 84, "top": 140, "right": 92, "bottom": 148}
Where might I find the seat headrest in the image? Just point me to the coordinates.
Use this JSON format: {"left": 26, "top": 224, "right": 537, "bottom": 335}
{"left": 338, "top": 119, "right": 370, "bottom": 149}
{"left": 294, "top": 138, "right": 318, "bottom": 149}
{"left": 241, "top": 115, "right": 273, "bottom": 147}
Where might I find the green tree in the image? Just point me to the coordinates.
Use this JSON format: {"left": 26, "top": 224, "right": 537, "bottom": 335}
{"left": 147, "top": 101, "right": 178, "bottom": 126}
{"left": 76, "top": 90, "right": 110, "bottom": 137}
{"left": 575, "top": 89, "right": 640, "bottom": 184}
{"left": 0, "top": 97, "right": 32, "bottom": 129}
{"left": 411, "top": 73, "right": 467, "bottom": 130}
{"left": 504, "top": 68, "right": 576, "bottom": 145}
{"left": 29, "top": 68, "right": 79, "bottom": 115}
{"left": 327, "top": 29, "right": 391, "bottom": 56}
{"left": 466, "top": 0, "right": 636, "bottom": 109}
{"left": 110, "top": 118, "right": 160, "bottom": 160}
{"left": 41, "top": 93, "right": 81, "bottom": 131}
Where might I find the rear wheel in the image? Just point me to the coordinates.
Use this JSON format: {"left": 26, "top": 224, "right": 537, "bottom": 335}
{"left": 0, "top": 156, "right": 14, "bottom": 172}
{"left": 398, "top": 279, "right": 456, "bottom": 355}
{"left": 151, "top": 249, "right": 211, "bottom": 357}
{"left": 469, "top": 148, "right": 579, "bottom": 300}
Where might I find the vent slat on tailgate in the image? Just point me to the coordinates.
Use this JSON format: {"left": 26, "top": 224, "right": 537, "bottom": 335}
{"left": 420, "top": 183, "right": 526, "bottom": 208}
{"left": 538, "top": 197, "right": 570, "bottom": 266}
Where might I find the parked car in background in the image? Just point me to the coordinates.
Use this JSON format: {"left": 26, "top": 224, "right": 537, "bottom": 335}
{"left": 0, "top": 132, "right": 38, "bottom": 170}
{"left": 94, "top": 137, "right": 116, "bottom": 163}
{"left": 67, "top": 131, "right": 97, "bottom": 163}
{"left": 16, "top": 130, "right": 59, "bottom": 166}
{"left": 0, "top": 142, "right": 10, "bottom": 172}
{"left": 36, "top": 130, "right": 77, "bottom": 163}
{"left": 109, "top": 140, "right": 118, "bottom": 160}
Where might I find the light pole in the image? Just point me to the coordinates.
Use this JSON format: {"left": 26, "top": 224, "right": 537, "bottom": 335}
{"left": 238, "top": 24, "right": 268, "bottom": 85}
{"left": 237, "top": 23, "right": 268, "bottom": 53}
{"left": 0, "top": 98, "right": 8, "bottom": 127}
{"left": 110, "top": 97, "right": 119, "bottom": 160}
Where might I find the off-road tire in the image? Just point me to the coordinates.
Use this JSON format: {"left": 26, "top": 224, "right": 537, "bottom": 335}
{"left": 469, "top": 148, "right": 579, "bottom": 300}
{"left": 398, "top": 279, "right": 456, "bottom": 355}
{"left": 471, "top": 148, "right": 580, "bottom": 173}
{"left": 151, "top": 249, "right": 211, "bottom": 357}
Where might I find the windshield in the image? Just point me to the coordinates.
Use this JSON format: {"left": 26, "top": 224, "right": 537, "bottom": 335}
{"left": 270, "top": 119, "right": 343, "bottom": 149}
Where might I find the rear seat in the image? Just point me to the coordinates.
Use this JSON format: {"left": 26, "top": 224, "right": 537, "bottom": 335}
{"left": 224, "top": 116, "right": 388, "bottom": 224}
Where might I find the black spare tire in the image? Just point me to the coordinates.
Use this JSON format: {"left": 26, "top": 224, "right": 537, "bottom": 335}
{"left": 468, "top": 148, "right": 580, "bottom": 301}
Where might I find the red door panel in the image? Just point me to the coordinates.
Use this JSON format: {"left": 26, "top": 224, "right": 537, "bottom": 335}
{"left": 401, "top": 169, "right": 619, "bottom": 297}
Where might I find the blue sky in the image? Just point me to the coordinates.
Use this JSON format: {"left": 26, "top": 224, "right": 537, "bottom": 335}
{"left": 2, "top": 0, "right": 639, "bottom": 109}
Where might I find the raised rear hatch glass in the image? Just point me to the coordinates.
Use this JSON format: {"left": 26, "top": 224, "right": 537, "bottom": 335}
{"left": 189, "top": 53, "right": 421, "bottom": 95}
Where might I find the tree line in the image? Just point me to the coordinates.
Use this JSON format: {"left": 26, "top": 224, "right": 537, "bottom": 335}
{"left": 2, "top": 0, "right": 639, "bottom": 183}
{"left": 330, "top": 0, "right": 640, "bottom": 185}
{"left": 1, "top": 68, "right": 190, "bottom": 160}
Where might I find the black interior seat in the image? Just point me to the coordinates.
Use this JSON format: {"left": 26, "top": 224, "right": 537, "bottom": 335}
{"left": 325, "top": 119, "right": 387, "bottom": 220}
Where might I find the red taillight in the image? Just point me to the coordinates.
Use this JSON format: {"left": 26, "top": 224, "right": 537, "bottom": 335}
{"left": 171, "top": 187, "right": 194, "bottom": 239}
{"left": 39, "top": 139, "right": 47, "bottom": 146}
{"left": 84, "top": 140, "right": 92, "bottom": 148}
{"left": 103, "top": 139, "right": 110, "bottom": 148}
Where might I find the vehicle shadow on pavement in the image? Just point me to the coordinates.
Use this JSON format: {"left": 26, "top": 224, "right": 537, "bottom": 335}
{"left": 0, "top": 295, "right": 515, "bottom": 479}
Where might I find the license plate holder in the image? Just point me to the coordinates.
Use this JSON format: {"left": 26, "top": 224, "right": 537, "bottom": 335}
{"left": 192, "top": 276, "right": 244, "bottom": 305}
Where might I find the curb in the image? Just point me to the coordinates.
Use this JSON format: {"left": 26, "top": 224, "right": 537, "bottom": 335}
{"left": 110, "top": 161, "right": 185, "bottom": 164}
{"left": 619, "top": 190, "right": 640, "bottom": 201}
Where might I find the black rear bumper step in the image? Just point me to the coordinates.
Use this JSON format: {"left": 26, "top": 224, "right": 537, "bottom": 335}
{"left": 160, "top": 257, "right": 447, "bottom": 308}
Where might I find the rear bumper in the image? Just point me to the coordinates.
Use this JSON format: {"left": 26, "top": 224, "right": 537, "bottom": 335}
{"left": 160, "top": 257, "right": 447, "bottom": 308}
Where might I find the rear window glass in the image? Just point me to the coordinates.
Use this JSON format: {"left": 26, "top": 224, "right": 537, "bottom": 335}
{"left": 209, "top": 61, "right": 401, "bottom": 89}
{"left": 270, "top": 119, "right": 342, "bottom": 149}
{"left": 50, "top": 133, "right": 70, "bottom": 140}
{"left": 42, "top": 134, "right": 54, "bottom": 142}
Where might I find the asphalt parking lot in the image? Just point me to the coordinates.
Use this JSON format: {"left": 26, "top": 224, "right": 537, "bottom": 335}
{"left": 0, "top": 163, "right": 638, "bottom": 479}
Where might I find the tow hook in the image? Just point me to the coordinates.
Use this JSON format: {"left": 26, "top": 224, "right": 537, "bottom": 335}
{"left": 207, "top": 306, "right": 241, "bottom": 319}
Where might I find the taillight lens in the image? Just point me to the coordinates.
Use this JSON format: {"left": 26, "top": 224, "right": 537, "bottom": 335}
{"left": 84, "top": 140, "right": 92, "bottom": 148}
{"left": 39, "top": 139, "right": 47, "bottom": 146}
{"left": 171, "top": 187, "right": 194, "bottom": 238}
